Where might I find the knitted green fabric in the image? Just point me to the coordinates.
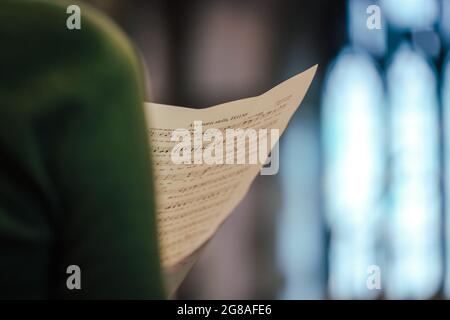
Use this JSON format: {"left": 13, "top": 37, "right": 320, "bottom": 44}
{"left": 0, "top": 0, "right": 164, "bottom": 299}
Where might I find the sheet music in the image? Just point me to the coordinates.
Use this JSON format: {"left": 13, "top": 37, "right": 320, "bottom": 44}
{"left": 144, "top": 65, "right": 317, "bottom": 270}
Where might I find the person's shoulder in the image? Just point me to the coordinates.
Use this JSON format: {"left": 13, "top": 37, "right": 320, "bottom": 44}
{"left": 0, "top": 0, "right": 145, "bottom": 113}
{"left": 0, "top": 0, "right": 141, "bottom": 78}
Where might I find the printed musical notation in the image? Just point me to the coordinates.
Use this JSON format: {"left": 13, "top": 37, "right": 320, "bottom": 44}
{"left": 144, "top": 65, "right": 317, "bottom": 269}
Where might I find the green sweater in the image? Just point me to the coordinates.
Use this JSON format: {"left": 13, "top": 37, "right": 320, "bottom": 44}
{"left": 0, "top": 0, "right": 164, "bottom": 299}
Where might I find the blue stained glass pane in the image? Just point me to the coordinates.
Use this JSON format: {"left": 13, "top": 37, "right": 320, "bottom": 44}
{"left": 443, "top": 54, "right": 450, "bottom": 298}
{"left": 380, "top": 0, "right": 439, "bottom": 31}
{"left": 277, "top": 118, "right": 324, "bottom": 299}
{"left": 322, "top": 48, "right": 385, "bottom": 299}
{"left": 441, "top": 0, "right": 450, "bottom": 46}
{"left": 348, "top": 0, "right": 386, "bottom": 57}
{"left": 386, "top": 43, "right": 441, "bottom": 299}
